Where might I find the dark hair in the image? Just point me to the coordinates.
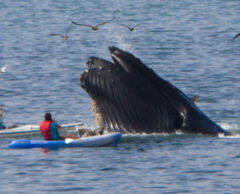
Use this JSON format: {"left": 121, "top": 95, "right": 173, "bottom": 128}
{"left": 45, "top": 112, "right": 52, "bottom": 121}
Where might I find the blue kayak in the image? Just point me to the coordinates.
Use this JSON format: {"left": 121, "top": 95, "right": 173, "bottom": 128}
{"left": 8, "top": 132, "right": 122, "bottom": 149}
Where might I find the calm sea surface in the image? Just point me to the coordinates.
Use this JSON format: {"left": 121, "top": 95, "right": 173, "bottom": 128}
{"left": 0, "top": 0, "right": 240, "bottom": 193}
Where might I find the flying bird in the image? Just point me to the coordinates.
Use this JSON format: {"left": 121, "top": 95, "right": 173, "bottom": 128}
{"left": 48, "top": 24, "right": 72, "bottom": 40}
{"left": 72, "top": 17, "right": 115, "bottom": 31}
{"left": 120, "top": 23, "right": 141, "bottom": 31}
{"left": 232, "top": 33, "right": 240, "bottom": 41}
{"left": 1, "top": 64, "right": 8, "bottom": 73}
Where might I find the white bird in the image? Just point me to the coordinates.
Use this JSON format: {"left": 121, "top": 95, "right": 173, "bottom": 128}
{"left": 1, "top": 64, "right": 8, "bottom": 73}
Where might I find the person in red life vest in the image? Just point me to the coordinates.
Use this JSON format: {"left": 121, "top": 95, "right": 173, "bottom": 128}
{"left": 39, "top": 112, "right": 78, "bottom": 140}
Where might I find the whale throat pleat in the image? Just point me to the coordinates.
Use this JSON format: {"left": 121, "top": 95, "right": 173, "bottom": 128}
{"left": 79, "top": 47, "right": 228, "bottom": 135}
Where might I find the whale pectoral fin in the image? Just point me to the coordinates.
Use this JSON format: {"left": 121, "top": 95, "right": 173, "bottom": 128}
{"left": 80, "top": 57, "right": 180, "bottom": 133}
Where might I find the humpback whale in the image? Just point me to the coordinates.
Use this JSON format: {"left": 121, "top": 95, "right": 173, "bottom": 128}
{"left": 80, "top": 47, "right": 230, "bottom": 136}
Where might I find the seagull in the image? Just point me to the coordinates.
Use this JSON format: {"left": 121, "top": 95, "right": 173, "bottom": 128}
{"left": 48, "top": 24, "right": 72, "bottom": 40}
{"left": 232, "top": 33, "right": 240, "bottom": 41}
{"left": 120, "top": 23, "right": 141, "bottom": 31}
{"left": 72, "top": 17, "right": 115, "bottom": 31}
{"left": 1, "top": 64, "right": 8, "bottom": 73}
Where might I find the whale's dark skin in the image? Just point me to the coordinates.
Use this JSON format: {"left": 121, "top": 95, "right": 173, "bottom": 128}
{"left": 80, "top": 47, "right": 230, "bottom": 136}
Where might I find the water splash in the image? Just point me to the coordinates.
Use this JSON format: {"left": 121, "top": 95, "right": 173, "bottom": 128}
{"left": 218, "top": 122, "right": 240, "bottom": 138}
{"left": 219, "top": 122, "right": 240, "bottom": 131}
{"left": 0, "top": 64, "right": 8, "bottom": 73}
{"left": 218, "top": 134, "right": 240, "bottom": 139}
{"left": 104, "top": 23, "right": 135, "bottom": 53}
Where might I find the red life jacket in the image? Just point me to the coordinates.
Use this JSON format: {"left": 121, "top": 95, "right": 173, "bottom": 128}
{"left": 39, "top": 120, "right": 51, "bottom": 140}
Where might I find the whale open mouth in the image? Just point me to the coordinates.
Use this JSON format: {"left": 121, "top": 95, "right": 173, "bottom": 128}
{"left": 79, "top": 46, "right": 229, "bottom": 136}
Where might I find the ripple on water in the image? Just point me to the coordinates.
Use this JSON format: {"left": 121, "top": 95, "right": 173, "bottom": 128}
{"left": 1, "top": 0, "right": 240, "bottom": 193}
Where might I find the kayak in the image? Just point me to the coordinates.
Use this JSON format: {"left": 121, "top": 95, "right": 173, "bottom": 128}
{"left": 0, "top": 122, "right": 83, "bottom": 137}
{"left": 8, "top": 132, "right": 122, "bottom": 149}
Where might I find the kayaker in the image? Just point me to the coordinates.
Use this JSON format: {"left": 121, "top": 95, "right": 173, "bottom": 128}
{"left": 39, "top": 112, "right": 78, "bottom": 140}
{"left": 0, "top": 105, "right": 6, "bottom": 130}
{"left": 0, "top": 106, "right": 18, "bottom": 129}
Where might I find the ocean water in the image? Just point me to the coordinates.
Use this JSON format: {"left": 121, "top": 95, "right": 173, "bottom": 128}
{"left": 0, "top": 0, "right": 240, "bottom": 193}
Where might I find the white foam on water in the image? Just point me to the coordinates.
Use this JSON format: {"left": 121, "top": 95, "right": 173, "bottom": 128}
{"left": 123, "top": 132, "right": 183, "bottom": 138}
{"left": 218, "top": 134, "right": 240, "bottom": 139}
{"left": 219, "top": 122, "right": 240, "bottom": 131}
{"left": 218, "top": 122, "right": 240, "bottom": 138}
